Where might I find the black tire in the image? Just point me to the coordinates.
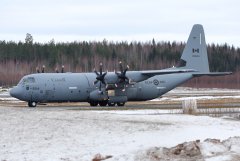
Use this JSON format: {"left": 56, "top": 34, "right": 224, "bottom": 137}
{"left": 99, "top": 101, "right": 108, "bottom": 106}
{"left": 28, "top": 101, "right": 37, "bottom": 107}
{"left": 90, "top": 101, "right": 98, "bottom": 106}
{"left": 108, "top": 102, "right": 116, "bottom": 106}
{"left": 117, "top": 102, "right": 125, "bottom": 106}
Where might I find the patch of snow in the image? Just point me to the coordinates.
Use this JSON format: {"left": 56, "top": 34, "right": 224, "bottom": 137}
{"left": 205, "top": 155, "right": 232, "bottom": 161}
{"left": 152, "top": 95, "right": 240, "bottom": 101}
{"left": 223, "top": 137, "right": 240, "bottom": 153}
{"left": 0, "top": 91, "right": 10, "bottom": 97}
{"left": 95, "top": 109, "right": 181, "bottom": 115}
{"left": 168, "top": 87, "right": 240, "bottom": 94}
{"left": 150, "top": 87, "right": 240, "bottom": 102}
{"left": 200, "top": 139, "right": 228, "bottom": 157}
{"left": 0, "top": 107, "right": 240, "bottom": 161}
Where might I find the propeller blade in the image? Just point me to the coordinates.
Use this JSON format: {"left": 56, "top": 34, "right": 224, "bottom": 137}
{"left": 99, "top": 82, "right": 102, "bottom": 91}
{"left": 93, "top": 62, "right": 107, "bottom": 91}
{"left": 102, "top": 72, "right": 107, "bottom": 77}
{"left": 115, "top": 62, "right": 130, "bottom": 85}
{"left": 94, "top": 71, "right": 99, "bottom": 76}
{"left": 94, "top": 80, "right": 99, "bottom": 85}
{"left": 102, "top": 79, "right": 106, "bottom": 85}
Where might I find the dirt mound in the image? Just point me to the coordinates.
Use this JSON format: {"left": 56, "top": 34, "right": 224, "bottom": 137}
{"left": 92, "top": 153, "right": 113, "bottom": 161}
{"left": 135, "top": 140, "right": 202, "bottom": 161}
{"left": 135, "top": 137, "right": 240, "bottom": 161}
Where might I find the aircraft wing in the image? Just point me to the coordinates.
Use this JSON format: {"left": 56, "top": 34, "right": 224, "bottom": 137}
{"left": 192, "top": 72, "right": 232, "bottom": 77}
{"left": 141, "top": 69, "right": 196, "bottom": 77}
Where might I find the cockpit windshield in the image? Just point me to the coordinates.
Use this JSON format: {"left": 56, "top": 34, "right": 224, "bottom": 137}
{"left": 17, "top": 77, "right": 36, "bottom": 85}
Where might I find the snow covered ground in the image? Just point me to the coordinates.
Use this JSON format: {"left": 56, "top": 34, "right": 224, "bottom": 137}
{"left": 1, "top": 87, "right": 240, "bottom": 160}
{"left": 0, "top": 106, "right": 240, "bottom": 161}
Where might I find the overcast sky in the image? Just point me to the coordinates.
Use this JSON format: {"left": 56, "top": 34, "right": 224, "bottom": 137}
{"left": 0, "top": 0, "right": 239, "bottom": 46}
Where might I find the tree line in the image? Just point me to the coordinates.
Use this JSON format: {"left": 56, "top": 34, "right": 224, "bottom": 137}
{"left": 0, "top": 35, "right": 240, "bottom": 88}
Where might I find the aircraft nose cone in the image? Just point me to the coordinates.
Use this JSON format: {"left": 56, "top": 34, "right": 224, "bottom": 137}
{"left": 10, "top": 87, "right": 21, "bottom": 98}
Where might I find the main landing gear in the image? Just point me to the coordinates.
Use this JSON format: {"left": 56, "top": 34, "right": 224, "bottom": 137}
{"left": 89, "top": 101, "right": 125, "bottom": 107}
{"left": 28, "top": 101, "right": 37, "bottom": 107}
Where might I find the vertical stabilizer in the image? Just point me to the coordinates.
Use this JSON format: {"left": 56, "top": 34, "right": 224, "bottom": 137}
{"left": 178, "top": 24, "right": 210, "bottom": 72}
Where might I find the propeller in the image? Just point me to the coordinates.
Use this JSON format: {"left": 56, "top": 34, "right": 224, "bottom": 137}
{"left": 115, "top": 61, "right": 129, "bottom": 84}
{"left": 94, "top": 63, "right": 107, "bottom": 92}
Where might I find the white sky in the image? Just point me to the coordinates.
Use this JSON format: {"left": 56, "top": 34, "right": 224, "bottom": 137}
{"left": 0, "top": 0, "right": 239, "bottom": 46}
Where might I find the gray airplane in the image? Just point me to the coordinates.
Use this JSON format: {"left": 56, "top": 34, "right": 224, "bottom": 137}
{"left": 10, "top": 24, "right": 231, "bottom": 107}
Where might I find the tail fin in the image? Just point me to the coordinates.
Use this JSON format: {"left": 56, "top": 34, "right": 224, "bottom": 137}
{"left": 178, "top": 24, "right": 210, "bottom": 72}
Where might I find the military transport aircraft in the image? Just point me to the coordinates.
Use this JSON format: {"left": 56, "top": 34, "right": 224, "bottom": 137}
{"left": 10, "top": 24, "right": 231, "bottom": 107}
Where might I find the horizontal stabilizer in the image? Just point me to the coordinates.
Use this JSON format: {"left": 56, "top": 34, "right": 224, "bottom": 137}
{"left": 141, "top": 69, "right": 197, "bottom": 77}
{"left": 193, "top": 72, "right": 232, "bottom": 77}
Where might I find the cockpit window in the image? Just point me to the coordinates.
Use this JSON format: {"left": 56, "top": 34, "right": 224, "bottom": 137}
{"left": 17, "top": 78, "right": 24, "bottom": 86}
{"left": 27, "top": 77, "right": 35, "bottom": 83}
{"left": 17, "top": 77, "right": 35, "bottom": 85}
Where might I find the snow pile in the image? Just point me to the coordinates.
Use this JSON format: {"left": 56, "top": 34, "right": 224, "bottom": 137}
{"left": 135, "top": 137, "right": 240, "bottom": 161}
{"left": 135, "top": 140, "right": 202, "bottom": 161}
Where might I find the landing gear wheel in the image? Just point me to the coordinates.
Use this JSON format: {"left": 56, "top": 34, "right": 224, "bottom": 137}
{"left": 117, "top": 102, "right": 125, "bottom": 106}
{"left": 90, "top": 101, "right": 98, "bottom": 106}
{"left": 108, "top": 102, "right": 116, "bottom": 106}
{"left": 99, "top": 101, "right": 108, "bottom": 106}
{"left": 28, "top": 101, "right": 37, "bottom": 107}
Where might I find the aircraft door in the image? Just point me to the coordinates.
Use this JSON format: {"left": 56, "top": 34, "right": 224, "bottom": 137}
{"left": 126, "top": 85, "right": 138, "bottom": 100}
{"left": 43, "top": 80, "right": 55, "bottom": 101}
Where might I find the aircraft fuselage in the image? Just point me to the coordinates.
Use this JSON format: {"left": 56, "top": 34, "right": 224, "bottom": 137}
{"left": 10, "top": 72, "right": 193, "bottom": 104}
